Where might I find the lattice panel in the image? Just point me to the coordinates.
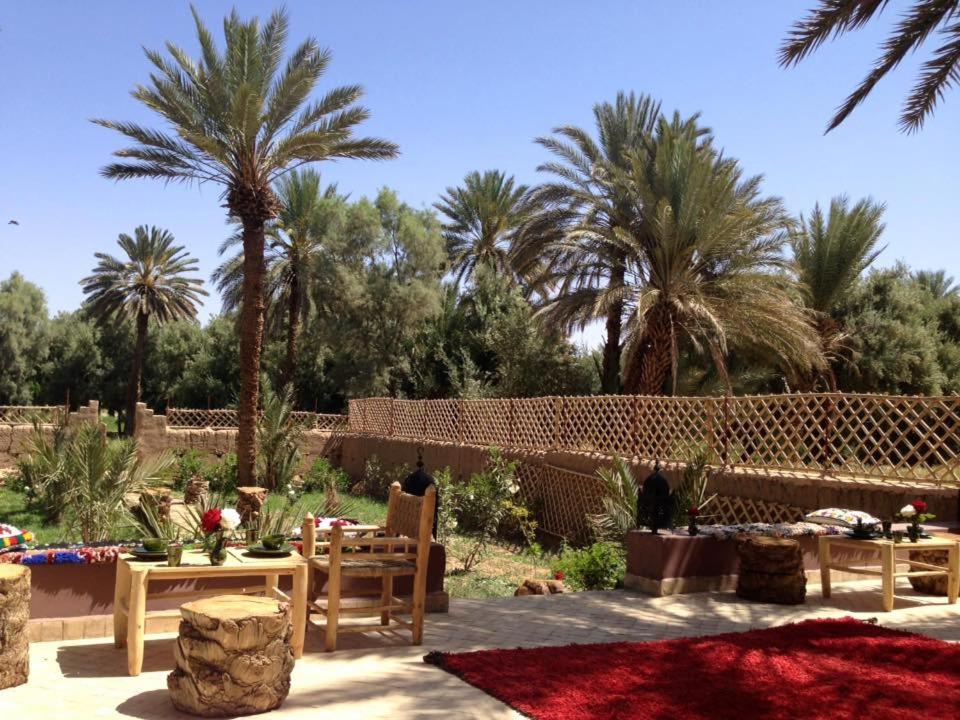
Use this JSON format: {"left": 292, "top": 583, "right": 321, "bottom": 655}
{"left": 0, "top": 405, "right": 64, "bottom": 425}
{"left": 512, "top": 397, "right": 558, "bottom": 449}
{"left": 707, "top": 494, "right": 807, "bottom": 526}
{"left": 391, "top": 399, "right": 423, "bottom": 439}
{"left": 347, "top": 399, "right": 365, "bottom": 433}
{"left": 166, "top": 408, "right": 238, "bottom": 428}
{"left": 424, "top": 399, "right": 461, "bottom": 442}
{"left": 640, "top": 396, "right": 713, "bottom": 462}
{"left": 725, "top": 394, "right": 828, "bottom": 472}
{"left": 309, "top": 414, "right": 348, "bottom": 431}
{"left": 462, "top": 400, "right": 512, "bottom": 447}
{"left": 360, "top": 398, "right": 393, "bottom": 436}
{"left": 561, "top": 395, "right": 636, "bottom": 456}
{"left": 521, "top": 463, "right": 608, "bottom": 541}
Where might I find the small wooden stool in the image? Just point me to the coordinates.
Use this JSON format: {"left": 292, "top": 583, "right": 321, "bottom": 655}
{"left": 0, "top": 565, "right": 29, "bottom": 689}
{"left": 167, "top": 595, "right": 293, "bottom": 717}
{"left": 736, "top": 536, "right": 806, "bottom": 605}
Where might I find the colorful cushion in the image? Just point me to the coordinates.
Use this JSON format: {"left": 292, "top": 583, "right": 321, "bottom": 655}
{"left": 0, "top": 523, "right": 34, "bottom": 551}
{"left": 804, "top": 508, "right": 880, "bottom": 529}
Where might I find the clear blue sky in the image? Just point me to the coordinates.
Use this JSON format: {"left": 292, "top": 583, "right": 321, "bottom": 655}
{"left": 1, "top": 1, "right": 957, "bottom": 348}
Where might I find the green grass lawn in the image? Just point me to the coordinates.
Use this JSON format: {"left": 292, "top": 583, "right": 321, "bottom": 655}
{"left": 0, "top": 486, "right": 73, "bottom": 544}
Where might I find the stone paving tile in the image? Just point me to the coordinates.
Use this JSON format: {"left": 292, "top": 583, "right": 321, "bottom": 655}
{"left": 3, "top": 580, "right": 958, "bottom": 719}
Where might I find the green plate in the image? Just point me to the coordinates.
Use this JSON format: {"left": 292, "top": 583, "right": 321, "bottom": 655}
{"left": 244, "top": 544, "right": 295, "bottom": 557}
{"left": 130, "top": 547, "right": 169, "bottom": 560}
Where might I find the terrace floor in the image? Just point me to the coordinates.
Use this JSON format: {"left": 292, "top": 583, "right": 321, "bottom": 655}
{"left": 5, "top": 580, "right": 959, "bottom": 719}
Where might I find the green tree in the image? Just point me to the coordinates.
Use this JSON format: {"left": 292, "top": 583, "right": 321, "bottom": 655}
{"left": 790, "top": 196, "right": 886, "bottom": 389}
{"left": 142, "top": 319, "right": 206, "bottom": 412}
{"left": 0, "top": 272, "right": 49, "bottom": 404}
{"left": 434, "top": 170, "right": 529, "bottom": 287}
{"left": 516, "top": 92, "right": 663, "bottom": 394}
{"left": 93, "top": 7, "right": 397, "bottom": 483}
{"left": 37, "top": 311, "right": 104, "bottom": 408}
{"left": 214, "top": 169, "right": 344, "bottom": 391}
{"left": 914, "top": 269, "right": 958, "bottom": 299}
{"left": 609, "top": 113, "right": 822, "bottom": 394}
{"left": 780, "top": 1, "right": 960, "bottom": 131}
{"left": 81, "top": 226, "right": 206, "bottom": 435}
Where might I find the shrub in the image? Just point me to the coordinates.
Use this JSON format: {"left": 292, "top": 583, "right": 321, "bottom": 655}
{"left": 257, "top": 386, "right": 303, "bottom": 491}
{"left": 551, "top": 542, "right": 625, "bottom": 591}
{"left": 361, "top": 454, "right": 405, "bottom": 500}
{"left": 204, "top": 453, "right": 238, "bottom": 493}
{"left": 303, "top": 457, "right": 350, "bottom": 494}
{"left": 172, "top": 449, "right": 204, "bottom": 491}
{"left": 433, "top": 467, "right": 457, "bottom": 545}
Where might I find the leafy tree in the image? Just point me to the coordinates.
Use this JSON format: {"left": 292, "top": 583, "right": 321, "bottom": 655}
{"left": 790, "top": 196, "right": 886, "bottom": 389}
{"left": 780, "top": 1, "right": 960, "bottom": 131}
{"left": 81, "top": 226, "right": 206, "bottom": 435}
{"left": 93, "top": 6, "right": 397, "bottom": 483}
{"left": 516, "top": 92, "right": 663, "bottom": 394}
{"left": 434, "top": 170, "right": 529, "bottom": 287}
{"left": 142, "top": 319, "right": 206, "bottom": 412}
{"left": 37, "top": 312, "right": 104, "bottom": 409}
{"left": 214, "top": 169, "right": 344, "bottom": 391}
{"left": 0, "top": 272, "right": 49, "bottom": 404}
{"left": 914, "top": 269, "right": 958, "bottom": 299}
{"left": 176, "top": 316, "right": 242, "bottom": 409}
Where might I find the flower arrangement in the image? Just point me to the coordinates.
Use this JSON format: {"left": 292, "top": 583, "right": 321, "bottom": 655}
{"left": 899, "top": 499, "right": 935, "bottom": 542}
{"left": 201, "top": 507, "right": 241, "bottom": 565}
{"left": 687, "top": 506, "right": 701, "bottom": 536}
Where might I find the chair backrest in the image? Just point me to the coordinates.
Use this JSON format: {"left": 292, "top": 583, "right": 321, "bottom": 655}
{"left": 385, "top": 481, "right": 436, "bottom": 544}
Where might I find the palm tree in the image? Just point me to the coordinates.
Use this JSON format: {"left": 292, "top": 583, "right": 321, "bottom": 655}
{"left": 790, "top": 196, "right": 886, "bottom": 389}
{"left": 434, "top": 170, "right": 529, "bottom": 287}
{"left": 81, "top": 226, "right": 206, "bottom": 435}
{"left": 213, "top": 169, "right": 343, "bottom": 390}
{"left": 915, "top": 269, "right": 958, "bottom": 298}
{"left": 610, "top": 113, "right": 823, "bottom": 394}
{"left": 514, "top": 92, "right": 663, "bottom": 394}
{"left": 780, "top": 1, "right": 960, "bottom": 131}
{"left": 94, "top": 7, "right": 398, "bottom": 484}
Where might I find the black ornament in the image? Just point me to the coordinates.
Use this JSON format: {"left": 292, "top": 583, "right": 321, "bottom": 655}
{"left": 402, "top": 447, "right": 438, "bottom": 537}
{"left": 638, "top": 462, "right": 674, "bottom": 535}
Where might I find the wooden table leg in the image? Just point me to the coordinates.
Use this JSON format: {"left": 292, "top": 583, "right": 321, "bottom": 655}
{"left": 291, "top": 565, "right": 307, "bottom": 659}
{"left": 881, "top": 544, "right": 895, "bottom": 612}
{"left": 264, "top": 573, "right": 279, "bottom": 600}
{"left": 127, "top": 569, "right": 149, "bottom": 676}
{"left": 948, "top": 543, "right": 959, "bottom": 605}
{"left": 818, "top": 536, "right": 832, "bottom": 599}
{"left": 113, "top": 560, "right": 130, "bottom": 648}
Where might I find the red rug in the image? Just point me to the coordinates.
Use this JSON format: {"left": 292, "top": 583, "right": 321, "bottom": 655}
{"left": 424, "top": 618, "right": 960, "bottom": 719}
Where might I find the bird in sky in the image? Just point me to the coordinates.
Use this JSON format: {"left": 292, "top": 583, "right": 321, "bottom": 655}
{"left": 7, "top": 220, "right": 18, "bottom": 225}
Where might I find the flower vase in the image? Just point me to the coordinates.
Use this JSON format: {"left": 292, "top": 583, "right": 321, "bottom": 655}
{"left": 907, "top": 524, "right": 920, "bottom": 543}
{"left": 209, "top": 533, "right": 227, "bottom": 565}
{"left": 688, "top": 521, "right": 699, "bottom": 536}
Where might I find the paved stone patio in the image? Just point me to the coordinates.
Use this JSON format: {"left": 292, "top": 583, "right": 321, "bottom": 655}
{"left": 4, "top": 581, "right": 958, "bottom": 719}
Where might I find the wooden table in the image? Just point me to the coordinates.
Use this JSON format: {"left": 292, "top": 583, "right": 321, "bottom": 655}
{"left": 113, "top": 547, "right": 308, "bottom": 676}
{"left": 818, "top": 535, "right": 960, "bottom": 612}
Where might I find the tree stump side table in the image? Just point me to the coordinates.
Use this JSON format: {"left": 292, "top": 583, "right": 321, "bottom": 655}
{"left": 735, "top": 536, "right": 806, "bottom": 605}
{"left": 167, "top": 595, "right": 294, "bottom": 717}
{"left": 235, "top": 487, "right": 268, "bottom": 526}
{"left": 0, "top": 565, "right": 30, "bottom": 689}
{"left": 908, "top": 549, "right": 949, "bottom": 595}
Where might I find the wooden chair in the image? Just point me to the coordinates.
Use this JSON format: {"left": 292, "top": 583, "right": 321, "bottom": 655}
{"left": 301, "top": 481, "right": 437, "bottom": 652}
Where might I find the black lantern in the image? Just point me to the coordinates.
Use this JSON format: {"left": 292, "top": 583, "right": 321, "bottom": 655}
{"left": 402, "top": 448, "right": 438, "bottom": 537}
{"left": 638, "top": 462, "right": 674, "bottom": 535}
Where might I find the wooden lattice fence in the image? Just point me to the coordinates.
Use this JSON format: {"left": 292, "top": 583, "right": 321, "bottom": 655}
{"left": 0, "top": 405, "right": 65, "bottom": 425}
{"left": 166, "top": 408, "right": 347, "bottom": 431}
{"left": 348, "top": 394, "right": 960, "bottom": 486}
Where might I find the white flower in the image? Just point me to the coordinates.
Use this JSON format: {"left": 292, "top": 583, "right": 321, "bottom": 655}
{"left": 899, "top": 504, "right": 917, "bottom": 518}
{"left": 219, "top": 508, "right": 242, "bottom": 530}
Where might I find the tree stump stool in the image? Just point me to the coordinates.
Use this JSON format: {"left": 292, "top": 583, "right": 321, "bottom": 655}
{"left": 0, "top": 565, "right": 30, "bottom": 689}
{"left": 167, "top": 595, "right": 294, "bottom": 717}
{"left": 736, "top": 536, "right": 806, "bottom": 605}
{"left": 184, "top": 477, "right": 210, "bottom": 506}
{"left": 908, "top": 549, "right": 949, "bottom": 595}
{"left": 235, "top": 487, "right": 268, "bottom": 526}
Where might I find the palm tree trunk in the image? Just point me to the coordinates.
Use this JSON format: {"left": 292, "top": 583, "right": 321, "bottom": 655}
{"left": 125, "top": 310, "right": 149, "bottom": 437}
{"left": 282, "top": 267, "right": 301, "bottom": 392}
{"left": 237, "top": 218, "right": 267, "bottom": 487}
{"left": 624, "top": 305, "right": 673, "bottom": 395}
{"left": 601, "top": 257, "right": 626, "bottom": 394}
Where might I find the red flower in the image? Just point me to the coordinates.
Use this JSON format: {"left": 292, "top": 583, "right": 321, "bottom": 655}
{"left": 201, "top": 508, "right": 222, "bottom": 534}
{"left": 912, "top": 500, "right": 928, "bottom": 514}
{"left": 688, "top": 507, "right": 700, "bottom": 517}
{"left": 554, "top": 571, "right": 565, "bottom": 581}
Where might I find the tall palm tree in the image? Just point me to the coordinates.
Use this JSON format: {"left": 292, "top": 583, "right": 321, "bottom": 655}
{"left": 515, "top": 92, "right": 663, "bottom": 394}
{"left": 81, "top": 226, "right": 206, "bottom": 435}
{"left": 780, "top": 1, "right": 960, "bottom": 131}
{"left": 790, "top": 196, "right": 886, "bottom": 389}
{"left": 94, "top": 7, "right": 397, "bottom": 484}
{"left": 213, "top": 169, "right": 342, "bottom": 390}
{"left": 434, "top": 170, "right": 529, "bottom": 287}
{"left": 610, "top": 113, "right": 823, "bottom": 394}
